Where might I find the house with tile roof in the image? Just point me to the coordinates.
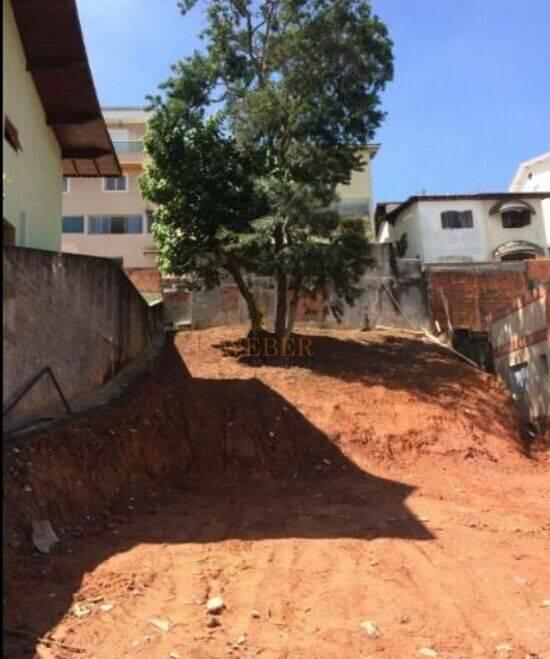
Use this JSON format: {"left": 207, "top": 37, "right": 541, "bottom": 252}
{"left": 375, "top": 192, "right": 550, "bottom": 263}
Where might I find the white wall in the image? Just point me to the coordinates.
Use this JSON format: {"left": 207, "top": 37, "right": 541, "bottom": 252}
{"left": 414, "top": 200, "right": 487, "bottom": 262}
{"left": 485, "top": 198, "right": 547, "bottom": 256}
{"left": 509, "top": 154, "right": 550, "bottom": 247}
{"left": 392, "top": 204, "right": 425, "bottom": 259}
{"left": 390, "top": 197, "right": 548, "bottom": 263}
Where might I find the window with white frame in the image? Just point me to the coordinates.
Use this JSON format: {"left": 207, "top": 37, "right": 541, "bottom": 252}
{"left": 62, "top": 176, "right": 70, "bottom": 193}
{"left": 103, "top": 175, "right": 128, "bottom": 192}
{"left": 89, "top": 215, "right": 143, "bottom": 234}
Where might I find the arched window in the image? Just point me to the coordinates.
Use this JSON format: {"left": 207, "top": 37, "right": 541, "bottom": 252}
{"left": 489, "top": 199, "right": 535, "bottom": 229}
{"left": 501, "top": 209, "right": 531, "bottom": 228}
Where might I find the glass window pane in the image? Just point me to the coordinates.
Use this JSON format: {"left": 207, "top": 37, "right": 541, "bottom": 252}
{"left": 111, "top": 217, "right": 126, "bottom": 234}
{"left": 89, "top": 216, "right": 109, "bottom": 234}
{"left": 126, "top": 215, "right": 143, "bottom": 234}
{"left": 104, "top": 176, "right": 127, "bottom": 191}
{"left": 62, "top": 216, "right": 84, "bottom": 233}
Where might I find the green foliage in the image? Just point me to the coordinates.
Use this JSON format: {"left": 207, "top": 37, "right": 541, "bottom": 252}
{"left": 140, "top": 108, "right": 267, "bottom": 286}
{"left": 142, "top": 0, "right": 393, "bottom": 336}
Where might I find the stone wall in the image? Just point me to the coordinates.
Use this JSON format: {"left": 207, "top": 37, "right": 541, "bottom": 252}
{"left": 3, "top": 247, "right": 162, "bottom": 422}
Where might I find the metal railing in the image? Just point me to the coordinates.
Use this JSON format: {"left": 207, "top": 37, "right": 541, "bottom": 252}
{"left": 3, "top": 366, "right": 71, "bottom": 420}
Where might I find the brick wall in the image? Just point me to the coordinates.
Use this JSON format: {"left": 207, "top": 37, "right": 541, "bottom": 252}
{"left": 489, "top": 285, "right": 549, "bottom": 423}
{"left": 124, "top": 267, "right": 162, "bottom": 293}
{"left": 426, "top": 261, "right": 549, "bottom": 332}
{"left": 526, "top": 259, "right": 550, "bottom": 282}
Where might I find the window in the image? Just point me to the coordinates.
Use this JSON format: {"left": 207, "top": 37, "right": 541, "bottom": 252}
{"left": 4, "top": 116, "right": 21, "bottom": 152}
{"left": 89, "top": 215, "right": 143, "bottom": 234}
{"left": 62, "top": 177, "right": 70, "bottom": 193}
{"left": 501, "top": 210, "right": 531, "bottom": 228}
{"left": 146, "top": 210, "right": 155, "bottom": 233}
{"left": 540, "top": 354, "right": 549, "bottom": 376}
{"left": 509, "top": 362, "right": 529, "bottom": 395}
{"left": 103, "top": 175, "right": 128, "bottom": 192}
{"left": 441, "top": 210, "right": 474, "bottom": 229}
{"left": 62, "top": 216, "right": 84, "bottom": 234}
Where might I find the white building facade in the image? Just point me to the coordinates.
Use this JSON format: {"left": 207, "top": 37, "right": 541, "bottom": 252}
{"left": 509, "top": 152, "right": 550, "bottom": 246}
{"left": 376, "top": 193, "right": 550, "bottom": 263}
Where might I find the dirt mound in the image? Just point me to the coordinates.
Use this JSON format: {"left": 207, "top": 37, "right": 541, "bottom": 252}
{"left": 4, "top": 328, "right": 549, "bottom": 659}
{"left": 4, "top": 343, "right": 189, "bottom": 534}
{"left": 177, "top": 327, "right": 528, "bottom": 466}
{"left": 4, "top": 328, "right": 530, "bottom": 537}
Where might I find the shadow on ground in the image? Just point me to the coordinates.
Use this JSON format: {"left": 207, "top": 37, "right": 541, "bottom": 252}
{"left": 3, "top": 336, "right": 433, "bottom": 657}
{"left": 213, "top": 330, "right": 521, "bottom": 444}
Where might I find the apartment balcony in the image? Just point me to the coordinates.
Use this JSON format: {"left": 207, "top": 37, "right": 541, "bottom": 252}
{"left": 112, "top": 140, "right": 145, "bottom": 168}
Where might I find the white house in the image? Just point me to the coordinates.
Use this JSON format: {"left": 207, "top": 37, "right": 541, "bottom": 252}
{"left": 509, "top": 152, "right": 550, "bottom": 245}
{"left": 375, "top": 193, "right": 550, "bottom": 263}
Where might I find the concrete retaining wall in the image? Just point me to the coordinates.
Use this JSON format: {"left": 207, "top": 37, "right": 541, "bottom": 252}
{"left": 164, "top": 244, "right": 430, "bottom": 332}
{"left": 3, "top": 246, "right": 162, "bottom": 422}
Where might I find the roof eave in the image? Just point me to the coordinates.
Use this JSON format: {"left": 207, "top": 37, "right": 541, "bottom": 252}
{"left": 385, "top": 192, "right": 550, "bottom": 224}
{"left": 10, "top": 0, "right": 121, "bottom": 178}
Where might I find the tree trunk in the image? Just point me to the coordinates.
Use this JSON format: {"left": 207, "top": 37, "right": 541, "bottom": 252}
{"left": 275, "top": 269, "right": 287, "bottom": 340}
{"left": 225, "top": 262, "right": 263, "bottom": 336}
{"left": 274, "top": 223, "right": 287, "bottom": 340}
{"left": 285, "top": 277, "right": 302, "bottom": 339}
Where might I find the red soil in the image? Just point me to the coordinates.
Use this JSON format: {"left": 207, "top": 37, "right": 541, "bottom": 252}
{"left": 3, "top": 327, "right": 550, "bottom": 659}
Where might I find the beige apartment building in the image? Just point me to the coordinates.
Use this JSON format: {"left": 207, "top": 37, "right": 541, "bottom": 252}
{"left": 62, "top": 111, "right": 379, "bottom": 274}
{"left": 61, "top": 107, "right": 156, "bottom": 268}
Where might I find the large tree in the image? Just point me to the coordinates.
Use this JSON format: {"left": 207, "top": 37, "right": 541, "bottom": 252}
{"left": 142, "top": 0, "right": 393, "bottom": 339}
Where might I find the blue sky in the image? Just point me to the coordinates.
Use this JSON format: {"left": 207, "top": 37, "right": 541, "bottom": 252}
{"left": 77, "top": 0, "right": 550, "bottom": 203}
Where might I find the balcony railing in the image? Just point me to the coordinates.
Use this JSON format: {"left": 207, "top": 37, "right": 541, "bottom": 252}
{"left": 112, "top": 140, "right": 144, "bottom": 154}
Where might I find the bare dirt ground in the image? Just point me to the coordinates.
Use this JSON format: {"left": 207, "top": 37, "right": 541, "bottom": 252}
{"left": 4, "top": 327, "right": 550, "bottom": 659}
